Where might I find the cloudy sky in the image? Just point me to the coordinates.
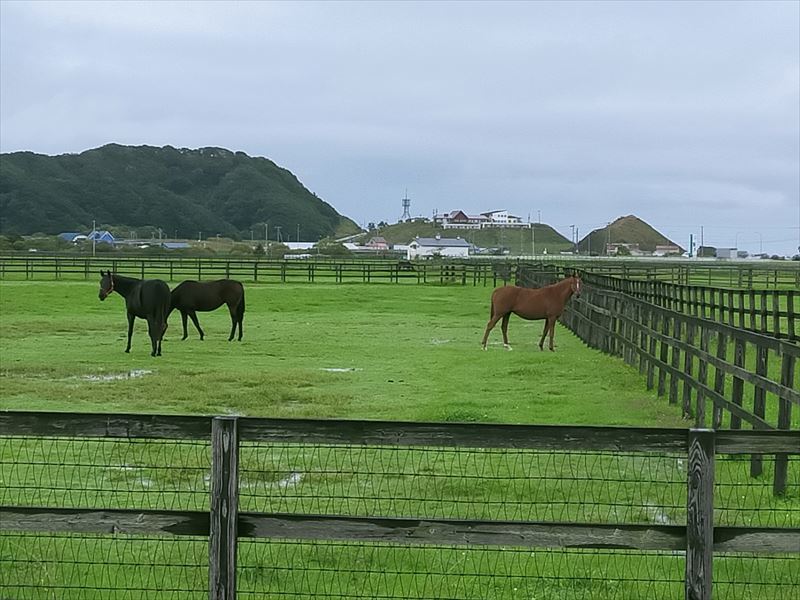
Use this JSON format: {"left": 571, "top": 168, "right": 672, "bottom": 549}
{"left": 2, "top": 1, "right": 798, "bottom": 254}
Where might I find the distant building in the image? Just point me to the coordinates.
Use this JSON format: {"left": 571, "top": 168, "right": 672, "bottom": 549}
{"left": 434, "top": 208, "right": 527, "bottom": 230}
{"left": 434, "top": 210, "right": 488, "bottom": 229}
{"left": 480, "top": 210, "right": 526, "bottom": 227}
{"left": 162, "top": 242, "right": 191, "bottom": 250}
{"left": 366, "top": 236, "right": 390, "bottom": 250}
{"left": 653, "top": 245, "right": 682, "bottom": 257}
{"left": 87, "top": 230, "right": 115, "bottom": 245}
{"left": 407, "top": 235, "right": 471, "bottom": 259}
{"left": 716, "top": 247, "right": 737, "bottom": 260}
{"left": 606, "top": 242, "right": 646, "bottom": 256}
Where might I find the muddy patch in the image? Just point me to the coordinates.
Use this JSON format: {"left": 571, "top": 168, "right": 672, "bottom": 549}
{"left": 81, "top": 369, "right": 153, "bottom": 382}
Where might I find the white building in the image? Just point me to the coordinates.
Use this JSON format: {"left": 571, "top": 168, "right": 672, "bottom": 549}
{"left": 480, "top": 210, "right": 526, "bottom": 227}
{"left": 434, "top": 209, "right": 527, "bottom": 229}
{"left": 407, "top": 235, "right": 471, "bottom": 259}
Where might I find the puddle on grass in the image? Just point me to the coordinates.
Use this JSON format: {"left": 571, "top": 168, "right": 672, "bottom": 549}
{"left": 320, "top": 367, "right": 362, "bottom": 372}
{"left": 82, "top": 369, "right": 153, "bottom": 382}
{"left": 277, "top": 472, "right": 304, "bottom": 488}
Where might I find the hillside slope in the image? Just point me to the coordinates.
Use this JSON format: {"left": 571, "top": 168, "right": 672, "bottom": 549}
{"left": 577, "top": 215, "right": 684, "bottom": 254}
{"left": 361, "top": 221, "right": 573, "bottom": 255}
{"left": 0, "top": 144, "right": 360, "bottom": 239}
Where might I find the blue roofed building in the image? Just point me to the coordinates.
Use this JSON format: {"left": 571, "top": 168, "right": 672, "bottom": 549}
{"left": 87, "top": 230, "right": 115, "bottom": 245}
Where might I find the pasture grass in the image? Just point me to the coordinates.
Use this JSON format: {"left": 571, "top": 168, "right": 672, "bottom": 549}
{"left": 1, "top": 281, "right": 797, "bottom": 599}
{"left": 0, "top": 281, "right": 685, "bottom": 426}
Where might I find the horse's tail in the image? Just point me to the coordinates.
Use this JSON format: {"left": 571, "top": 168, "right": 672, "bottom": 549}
{"left": 237, "top": 284, "right": 246, "bottom": 321}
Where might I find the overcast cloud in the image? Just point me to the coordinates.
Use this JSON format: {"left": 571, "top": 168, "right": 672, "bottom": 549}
{"left": 1, "top": 0, "right": 798, "bottom": 254}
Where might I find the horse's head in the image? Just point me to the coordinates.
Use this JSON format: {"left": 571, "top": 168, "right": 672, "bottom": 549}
{"left": 570, "top": 275, "right": 583, "bottom": 297}
{"left": 98, "top": 270, "right": 114, "bottom": 301}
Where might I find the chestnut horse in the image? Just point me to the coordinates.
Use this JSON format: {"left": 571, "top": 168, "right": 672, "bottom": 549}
{"left": 169, "top": 279, "right": 245, "bottom": 341}
{"left": 481, "top": 275, "right": 582, "bottom": 351}
{"left": 98, "top": 271, "right": 170, "bottom": 356}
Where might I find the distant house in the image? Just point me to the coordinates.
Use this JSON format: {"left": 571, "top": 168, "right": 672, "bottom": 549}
{"left": 87, "top": 230, "right": 115, "bottom": 245}
{"left": 407, "top": 235, "right": 471, "bottom": 259}
{"left": 366, "top": 236, "right": 390, "bottom": 250}
{"left": 434, "top": 210, "right": 487, "bottom": 229}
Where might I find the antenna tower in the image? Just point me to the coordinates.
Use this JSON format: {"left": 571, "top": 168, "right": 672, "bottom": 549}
{"left": 401, "top": 190, "right": 412, "bottom": 221}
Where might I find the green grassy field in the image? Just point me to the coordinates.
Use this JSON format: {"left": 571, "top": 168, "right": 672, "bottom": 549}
{"left": 0, "top": 281, "right": 688, "bottom": 426}
{"left": 1, "top": 281, "right": 797, "bottom": 599}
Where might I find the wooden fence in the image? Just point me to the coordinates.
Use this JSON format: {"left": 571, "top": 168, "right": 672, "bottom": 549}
{"left": 518, "top": 269, "right": 799, "bottom": 495}
{"left": 575, "top": 271, "right": 797, "bottom": 343}
{"left": 1, "top": 412, "right": 798, "bottom": 600}
{"left": 1, "top": 254, "right": 798, "bottom": 289}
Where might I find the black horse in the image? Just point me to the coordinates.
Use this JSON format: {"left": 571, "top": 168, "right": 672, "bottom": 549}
{"left": 169, "top": 279, "right": 245, "bottom": 341}
{"left": 98, "top": 271, "right": 171, "bottom": 356}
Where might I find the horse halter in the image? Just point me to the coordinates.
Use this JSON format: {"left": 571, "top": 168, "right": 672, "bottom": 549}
{"left": 101, "top": 274, "right": 115, "bottom": 299}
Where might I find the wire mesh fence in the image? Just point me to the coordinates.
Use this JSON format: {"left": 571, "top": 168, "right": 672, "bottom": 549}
{"left": 239, "top": 444, "right": 687, "bottom": 523}
{"left": 238, "top": 542, "right": 685, "bottom": 599}
{"left": 0, "top": 532, "right": 208, "bottom": 600}
{"left": 1, "top": 413, "right": 798, "bottom": 599}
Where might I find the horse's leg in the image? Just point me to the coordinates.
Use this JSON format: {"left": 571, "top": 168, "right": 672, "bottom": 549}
{"left": 157, "top": 320, "right": 166, "bottom": 356}
{"left": 547, "top": 316, "right": 557, "bottom": 351}
{"left": 146, "top": 317, "right": 158, "bottom": 357}
{"left": 227, "top": 303, "right": 237, "bottom": 342}
{"left": 180, "top": 311, "right": 189, "bottom": 340}
{"left": 481, "top": 314, "right": 503, "bottom": 349}
{"left": 188, "top": 312, "right": 204, "bottom": 340}
{"left": 538, "top": 319, "right": 549, "bottom": 351}
{"left": 500, "top": 314, "right": 512, "bottom": 350}
{"left": 125, "top": 313, "right": 135, "bottom": 353}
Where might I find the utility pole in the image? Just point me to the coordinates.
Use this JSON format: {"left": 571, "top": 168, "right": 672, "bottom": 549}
{"left": 570, "top": 225, "right": 575, "bottom": 254}
{"left": 575, "top": 227, "right": 579, "bottom": 254}
{"left": 92, "top": 219, "right": 96, "bottom": 257}
{"left": 531, "top": 223, "right": 535, "bottom": 257}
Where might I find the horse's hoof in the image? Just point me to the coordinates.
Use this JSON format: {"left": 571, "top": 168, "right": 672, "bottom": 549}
{"left": 181, "top": 336, "right": 188, "bottom": 341}
{"left": 504, "top": 345, "right": 513, "bottom": 351}
{"left": 125, "top": 349, "right": 130, "bottom": 354}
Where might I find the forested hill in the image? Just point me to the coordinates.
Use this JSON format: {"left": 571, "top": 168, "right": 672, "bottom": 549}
{"left": 0, "top": 144, "right": 360, "bottom": 239}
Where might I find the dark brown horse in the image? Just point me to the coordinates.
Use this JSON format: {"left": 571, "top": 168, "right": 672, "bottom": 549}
{"left": 481, "top": 275, "right": 582, "bottom": 351}
{"left": 169, "top": 279, "right": 245, "bottom": 341}
{"left": 98, "top": 271, "right": 170, "bottom": 356}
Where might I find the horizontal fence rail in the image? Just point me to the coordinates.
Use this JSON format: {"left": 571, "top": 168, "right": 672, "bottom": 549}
{"left": 2, "top": 255, "right": 798, "bottom": 289}
{"left": 577, "top": 271, "right": 798, "bottom": 343}
{"left": 1, "top": 412, "right": 799, "bottom": 599}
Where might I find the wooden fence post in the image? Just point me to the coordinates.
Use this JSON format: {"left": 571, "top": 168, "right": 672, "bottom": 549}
{"left": 774, "top": 354, "right": 796, "bottom": 496}
{"left": 750, "top": 347, "right": 769, "bottom": 477}
{"left": 686, "top": 428, "right": 715, "bottom": 600}
{"left": 210, "top": 416, "right": 239, "bottom": 600}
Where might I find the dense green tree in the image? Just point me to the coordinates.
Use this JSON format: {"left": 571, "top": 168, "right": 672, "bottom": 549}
{"left": 0, "top": 144, "right": 360, "bottom": 239}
